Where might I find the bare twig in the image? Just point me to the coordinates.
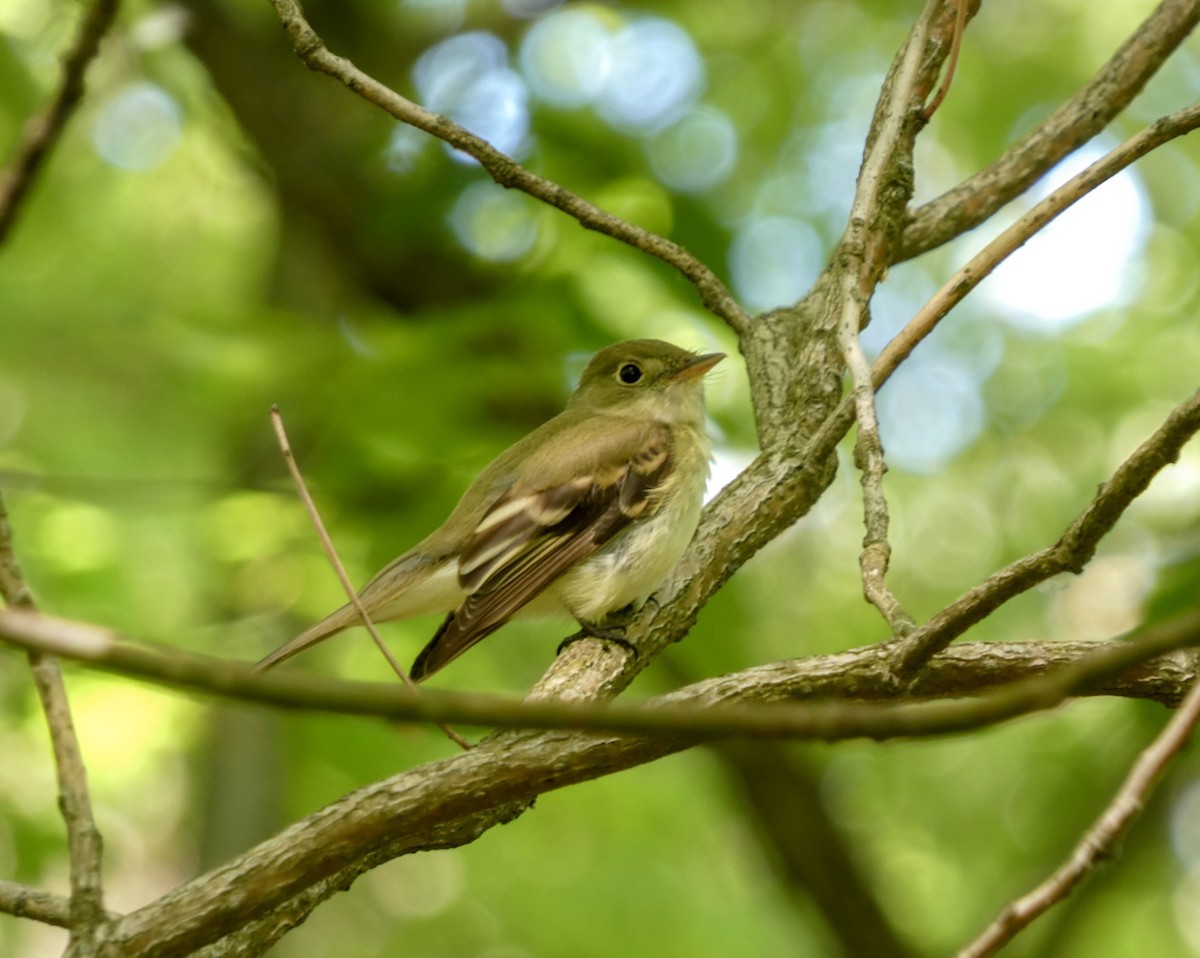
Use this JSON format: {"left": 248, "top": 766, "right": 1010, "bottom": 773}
{"left": 957, "top": 675, "right": 1200, "bottom": 958}
{"left": 0, "top": 492, "right": 35, "bottom": 612}
{"left": 263, "top": 0, "right": 750, "bottom": 334}
{"left": 808, "top": 107, "right": 1200, "bottom": 652}
{"left": 878, "top": 103, "right": 1200, "bottom": 391}
{"left": 921, "top": 0, "right": 970, "bottom": 119}
{"left": 843, "top": 312, "right": 914, "bottom": 634}
{"left": 0, "top": 0, "right": 121, "bottom": 245}
{"left": 269, "top": 407, "right": 471, "bottom": 750}
{"left": 0, "top": 492, "right": 106, "bottom": 943}
{"left": 2, "top": 606, "right": 1197, "bottom": 738}
{"left": 901, "top": 0, "right": 1200, "bottom": 261}
{"left": 831, "top": 0, "right": 941, "bottom": 636}
{"left": 89, "top": 613, "right": 1200, "bottom": 958}
{"left": 841, "top": 301, "right": 915, "bottom": 635}
{"left": 0, "top": 880, "right": 72, "bottom": 928}
{"left": 726, "top": 0, "right": 963, "bottom": 608}
{"left": 892, "top": 386, "right": 1200, "bottom": 677}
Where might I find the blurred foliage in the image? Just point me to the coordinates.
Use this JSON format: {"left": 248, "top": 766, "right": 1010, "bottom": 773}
{"left": 2, "top": 0, "right": 1200, "bottom": 956}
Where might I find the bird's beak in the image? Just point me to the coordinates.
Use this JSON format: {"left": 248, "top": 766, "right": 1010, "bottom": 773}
{"left": 671, "top": 352, "right": 726, "bottom": 381}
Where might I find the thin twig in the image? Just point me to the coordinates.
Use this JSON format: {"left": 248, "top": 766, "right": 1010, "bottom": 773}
{"left": 841, "top": 298, "right": 916, "bottom": 635}
{"left": 921, "top": 0, "right": 969, "bottom": 119}
{"left": 263, "top": 0, "right": 750, "bottom": 335}
{"left": 842, "top": 107, "right": 1200, "bottom": 648}
{"left": 0, "top": 491, "right": 106, "bottom": 943}
{"left": 1, "top": 605, "right": 1197, "bottom": 738}
{"left": 0, "top": 880, "right": 72, "bottom": 928}
{"left": 892, "top": 386, "right": 1200, "bottom": 677}
{"left": 269, "top": 406, "right": 471, "bottom": 750}
{"left": 900, "top": 0, "right": 1200, "bottom": 260}
{"left": 654, "top": 108, "right": 1200, "bottom": 692}
{"left": 956, "top": 675, "right": 1200, "bottom": 958}
{"left": 0, "top": 492, "right": 35, "bottom": 612}
{"left": 99, "top": 614, "right": 1200, "bottom": 958}
{"left": 878, "top": 103, "right": 1200, "bottom": 391}
{"left": 0, "top": 0, "right": 121, "bottom": 245}
{"left": 830, "top": 0, "right": 936, "bottom": 637}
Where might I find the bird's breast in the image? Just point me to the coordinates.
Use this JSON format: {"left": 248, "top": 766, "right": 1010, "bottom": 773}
{"left": 556, "top": 424, "right": 710, "bottom": 622}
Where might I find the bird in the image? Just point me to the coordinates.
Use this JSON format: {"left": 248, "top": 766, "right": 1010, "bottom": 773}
{"left": 255, "top": 339, "right": 724, "bottom": 681}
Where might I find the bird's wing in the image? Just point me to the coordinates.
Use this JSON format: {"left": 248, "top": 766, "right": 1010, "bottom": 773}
{"left": 410, "top": 419, "right": 673, "bottom": 680}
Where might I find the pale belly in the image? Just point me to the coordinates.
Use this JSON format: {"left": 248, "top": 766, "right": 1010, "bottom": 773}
{"left": 551, "top": 459, "right": 706, "bottom": 623}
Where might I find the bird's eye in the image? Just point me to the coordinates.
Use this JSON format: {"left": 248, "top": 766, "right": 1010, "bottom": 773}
{"left": 617, "top": 363, "right": 643, "bottom": 384}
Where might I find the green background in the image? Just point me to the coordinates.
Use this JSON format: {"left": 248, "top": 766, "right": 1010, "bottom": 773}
{"left": 2, "top": 0, "right": 1200, "bottom": 955}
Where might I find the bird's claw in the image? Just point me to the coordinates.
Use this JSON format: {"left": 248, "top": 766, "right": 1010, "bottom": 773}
{"left": 557, "top": 621, "right": 639, "bottom": 659}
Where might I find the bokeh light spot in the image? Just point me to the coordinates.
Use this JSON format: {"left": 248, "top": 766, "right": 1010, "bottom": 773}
{"left": 983, "top": 143, "right": 1150, "bottom": 330}
{"left": 596, "top": 18, "right": 704, "bottom": 131}
{"left": 0, "top": 376, "right": 27, "bottom": 445}
{"left": 519, "top": 7, "right": 613, "bottom": 106}
{"left": 36, "top": 502, "right": 119, "bottom": 573}
{"left": 1049, "top": 554, "right": 1154, "bottom": 642}
{"left": 449, "top": 181, "right": 540, "bottom": 261}
{"left": 414, "top": 31, "right": 508, "bottom": 108}
{"left": 384, "top": 124, "right": 426, "bottom": 174}
{"left": 1170, "top": 778, "right": 1200, "bottom": 869}
{"left": 400, "top": 0, "right": 467, "bottom": 31}
{"left": 413, "top": 32, "right": 531, "bottom": 163}
{"left": 729, "top": 216, "right": 823, "bottom": 312}
{"left": 1173, "top": 866, "right": 1200, "bottom": 955}
{"left": 502, "top": 0, "right": 563, "bottom": 16}
{"left": 646, "top": 105, "right": 738, "bottom": 193}
{"left": 90, "top": 82, "right": 182, "bottom": 171}
{"left": 877, "top": 358, "right": 985, "bottom": 473}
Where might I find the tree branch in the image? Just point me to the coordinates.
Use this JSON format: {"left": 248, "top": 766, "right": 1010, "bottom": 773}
{"left": 876, "top": 104, "right": 1200, "bottom": 390}
{"left": 0, "top": 0, "right": 120, "bottom": 246}
{"left": 892, "top": 384, "right": 1200, "bottom": 676}
{"left": 4, "top": 608, "right": 1195, "bottom": 954}
{"left": 833, "top": 0, "right": 946, "bottom": 638}
{"left": 0, "top": 492, "right": 106, "bottom": 945}
{"left": 0, "top": 880, "right": 72, "bottom": 928}
{"left": 83, "top": 611, "right": 1199, "bottom": 958}
{"left": 262, "top": 0, "right": 750, "bottom": 334}
{"left": 2, "top": 607, "right": 1197, "bottom": 743}
{"left": 899, "top": 0, "right": 1200, "bottom": 261}
{"left": 957, "top": 674, "right": 1200, "bottom": 958}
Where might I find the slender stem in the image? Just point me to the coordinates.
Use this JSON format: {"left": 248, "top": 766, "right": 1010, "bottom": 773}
{"left": 0, "top": 0, "right": 121, "bottom": 245}
{"left": 1, "top": 606, "right": 1197, "bottom": 739}
{"left": 0, "top": 492, "right": 106, "bottom": 942}
{"left": 269, "top": 407, "right": 471, "bottom": 750}
{"left": 900, "top": 0, "right": 1200, "bottom": 260}
{"left": 921, "top": 0, "right": 970, "bottom": 119}
{"left": 830, "top": 0, "right": 941, "bottom": 636}
{"left": 957, "top": 675, "right": 1200, "bottom": 958}
{"left": 263, "top": 0, "right": 750, "bottom": 334}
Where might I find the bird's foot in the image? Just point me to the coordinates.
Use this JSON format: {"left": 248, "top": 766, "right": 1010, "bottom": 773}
{"left": 556, "top": 620, "right": 639, "bottom": 660}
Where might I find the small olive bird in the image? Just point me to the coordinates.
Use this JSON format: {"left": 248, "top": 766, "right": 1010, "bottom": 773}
{"left": 255, "top": 339, "right": 724, "bottom": 681}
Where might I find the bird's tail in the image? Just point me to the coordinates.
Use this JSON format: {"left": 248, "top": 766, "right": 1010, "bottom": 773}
{"left": 253, "top": 605, "right": 357, "bottom": 672}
